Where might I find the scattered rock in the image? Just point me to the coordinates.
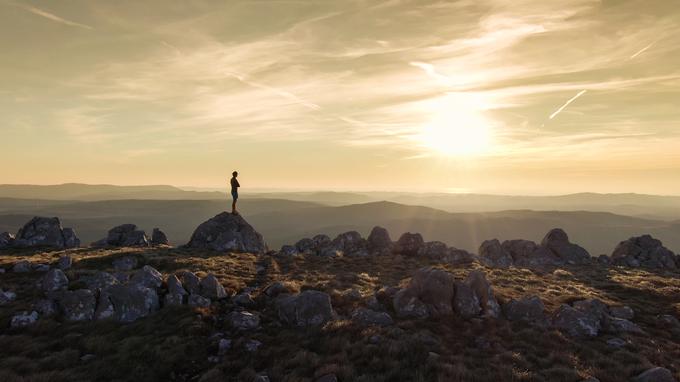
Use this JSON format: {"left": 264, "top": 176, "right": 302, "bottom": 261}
{"left": 112, "top": 256, "right": 138, "bottom": 271}
{"left": 612, "top": 235, "right": 677, "bottom": 269}
{"left": 632, "top": 367, "right": 676, "bottom": 382}
{"left": 180, "top": 271, "right": 201, "bottom": 294}
{"left": 351, "top": 307, "right": 394, "bottom": 326}
{"left": 218, "top": 338, "right": 232, "bottom": 355}
{"left": 233, "top": 293, "right": 255, "bottom": 308}
{"left": 552, "top": 304, "right": 600, "bottom": 337}
{"left": 367, "top": 226, "right": 392, "bottom": 252}
{"left": 57, "top": 255, "right": 72, "bottom": 270}
{"left": 42, "top": 269, "right": 69, "bottom": 292}
{"left": 606, "top": 337, "right": 627, "bottom": 348}
{"left": 11, "top": 311, "right": 39, "bottom": 328}
{"left": 394, "top": 267, "right": 455, "bottom": 318}
{"left": 199, "top": 274, "right": 228, "bottom": 299}
{"left": 227, "top": 311, "right": 260, "bottom": 330}
{"left": 277, "top": 290, "right": 334, "bottom": 327}
{"left": 479, "top": 239, "right": 513, "bottom": 268}
{"left": 393, "top": 232, "right": 424, "bottom": 256}
{"left": 541, "top": 228, "right": 591, "bottom": 264}
{"left": 503, "top": 296, "right": 546, "bottom": 323}
{"left": 130, "top": 265, "right": 163, "bottom": 289}
{"left": 279, "top": 245, "right": 298, "bottom": 256}
{"left": 98, "top": 285, "right": 159, "bottom": 322}
{"left": 186, "top": 212, "right": 267, "bottom": 254}
{"left": 56, "top": 289, "right": 97, "bottom": 321}
{"left": 244, "top": 339, "right": 262, "bottom": 352}
{"left": 14, "top": 216, "right": 79, "bottom": 249}
{"left": 151, "top": 228, "right": 169, "bottom": 245}
{"left": 12, "top": 260, "right": 31, "bottom": 273}
{"left": 294, "top": 238, "right": 316, "bottom": 255}
{"left": 33, "top": 264, "right": 50, "bottom": 272}
{"left": 0, "top": 289, "right": 17, "bottom": 305}
{"left": 103, "top": 224, "right": 149, "bottom": 247}
{"left": 188, "top": 294, "right": 211, "bottom": 308}
{"left": 82, "top": 271, "right": 119, "bottom": 291}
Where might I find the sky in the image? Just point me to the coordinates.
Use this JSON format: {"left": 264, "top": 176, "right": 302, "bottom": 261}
{"left": 1, "top": 0, "right": 679, "bottom": 195}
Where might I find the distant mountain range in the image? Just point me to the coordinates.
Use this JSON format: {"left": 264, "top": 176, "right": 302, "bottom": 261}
{"left": 2, "top": 183, "right": 679, "bottom": 220}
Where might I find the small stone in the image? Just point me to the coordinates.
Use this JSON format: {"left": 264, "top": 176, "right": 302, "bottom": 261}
{"left": 80, "top": 354, "right": 96, "bottom": 362}
{"left": 12, "top": 260, "right": 31, "bottom": 273}
{"left": 245, "top": 339, "right": 262, "bottom": 352}
{"left": 233, "top": 293, "right": 255, "bottom": 307}
{"left": 253, "top": 374, "right": 270, "bottom": 382}
{"left": 316, "top": 375, "right": 338, "bottom": 382}
{"left": 33, "top": 264, "right": 50, "bottom": 272}
{"left": 218, "top": 338, "right": 232, "bottom": 355}
{"left": 606, "top": 337, "right": 627, "bottom": 348}
{"left": 207, "top": 356, "right": 220, "bottom": 363}
{"left": 227, "top": 311, "right": 260, "bottom": 331}
{"left": 632, "top": 367, "right": 676, "bottom": 382}
{"left": 11, "top": 311, "right": 39, "bottom": 328}
{"left": 34, "top": 299, "right": 58, "bottom": 316}
{"left": 0, "top": 289, "right": 17, "bottom": 305}
{"left": 151, "top": 228, "right": 169, "bottom": 245}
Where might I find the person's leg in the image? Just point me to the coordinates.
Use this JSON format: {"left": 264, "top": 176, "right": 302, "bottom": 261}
{"left": 231, "top": 192, "right": 238, "bottom": 214}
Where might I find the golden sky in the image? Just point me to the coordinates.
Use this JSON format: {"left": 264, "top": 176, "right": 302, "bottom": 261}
{"left": 1, "top": 0, "right": 679, "bottom": 194}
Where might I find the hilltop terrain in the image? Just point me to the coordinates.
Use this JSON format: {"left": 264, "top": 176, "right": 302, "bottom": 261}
{"left": 0, "top": 213, "right": 679, "bottom": 382}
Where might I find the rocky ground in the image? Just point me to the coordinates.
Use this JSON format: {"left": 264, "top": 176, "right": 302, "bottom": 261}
{"left": 0, "top": 214, "right": 679, "bottom": 382}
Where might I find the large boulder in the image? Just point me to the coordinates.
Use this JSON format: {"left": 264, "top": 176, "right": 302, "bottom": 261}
{"left": 82, "top": 271, "right": 119, "bottom": 291}
{"left": 367, "top": 226, "right": 393, "bottom": 253}
{"left": 130, "top": 266, "right": 163, "bottom": 289}
{"left": 331, "top": 231, "right": 368, "bottom": 256}
{"left": 199, "top": 274, "right": 228, "bottom": 299}
{"left": 294, "top": 238, "right": 316, "bottom": 255}
{"left": 13, "top": 216, "right": 79, "bottom": 249}
{"left": 611, "top": 235, "right": 677, "bottom": 269}
{"left": 0, "top": 232, "right": 15, "bottom": 249}
{"left": 418, "top": 241, "right": 450, "bottom": 259}
{"left": 97, "top": 285, "right": 160, "bottom": 322}
{"left": 103, "top": 224, "right": 149, "bottom": 247}
{"left": 551, "top": 304, "right": 600, "bottom": 337}
{"left": 393, "top": 232, "right": 424, "bottom": 256}
{"left": 186, "top": 212, "right": 267, "bottom": 253}
{"left": 478, "top": 239, "right": 513, "bottom": 268}
{"left": 56, "top": 289, "right": 97, "bottom": 321}
{"left": 464, "top": 270, "right": 500, "bottom": 318}
{"left": 394, "top": 267, "right": 455, "bottom": 318}
{"left": 502, "top": 239, "right": 559, "bottom": 269}
{"left": 151, "top": 228, "right": 169, "bottom": 246}
{"left": 42, "top": 269, "right": 69, "bottom": 292}
{"left": 503, "top": 296, "right": 546, "bottom": 323}
{"left": 541, "top": 228, "right": 590, "bottom": 264}
{"left": 452, "top": 281, "right": 481, "bottom": 319}
{"left": 632, "top": 367, "right": 676, "bottom": 382}
{"left": 180, "top": 271, "right": 201, "bottom": 294}
{"left": 277, "top": 290, "right": 334, "bottom": 327}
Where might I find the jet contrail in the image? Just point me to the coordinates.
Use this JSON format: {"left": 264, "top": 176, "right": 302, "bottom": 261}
{"left": 549, "top": 90, "right": 587, "bottom": 120}
{"left": 629, "top": 42, "right": 655, "bottom": 59}
{"left": 17, "top": 4, "right": 93, "bottom": 30}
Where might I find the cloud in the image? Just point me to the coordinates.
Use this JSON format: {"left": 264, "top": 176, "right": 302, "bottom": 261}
{"left": 15, "top": 3, "right": 93, "bottom": 29}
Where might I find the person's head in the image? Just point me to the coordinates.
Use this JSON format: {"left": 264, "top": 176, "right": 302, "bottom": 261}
{"left": 232, "top": 171, "right": 238, "bottom": 177}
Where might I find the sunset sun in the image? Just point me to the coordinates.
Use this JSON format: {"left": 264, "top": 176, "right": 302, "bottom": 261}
{"left": 418, "top": 94, "right": 493, "bottom": 157}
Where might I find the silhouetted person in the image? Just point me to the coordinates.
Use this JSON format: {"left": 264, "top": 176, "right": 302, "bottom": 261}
{"left": 230, "top": 171, "right": 240, "bottom": 215}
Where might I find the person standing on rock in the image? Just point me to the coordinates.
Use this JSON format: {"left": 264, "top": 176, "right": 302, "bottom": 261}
{"left": 230, "top": 171, "right": 240, "bottom": 215}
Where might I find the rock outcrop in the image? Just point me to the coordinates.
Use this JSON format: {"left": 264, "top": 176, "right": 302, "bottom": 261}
{"left": 12, "top": 216, "right": 80, "bottom": 249}
{"left": 393, "top": 232, "right": 424, "bottom": 256}
{"left": 276, "top": 290, "right": 334, "bottom": 327}
{"left": 479, "top": 228, "right": 591, "bottom": 269}
{"left": 151, "top": 228, "right": 169, "bottom": 246}
{"left": 95, "top": 224, "right": 150, "bottom": 247}
{"left": 393, "top": 267, "right": 499, "bottom": 320}
{"left": 551, "top": 298, "right": 643, "bottom": 337}
{"left": 503, "top": 295, "right": 547, "bottom": 324}
{"left": 0, "top": 232, "right": 15, "bottom": 249}
{"left": 186, "top": 212, "right": 267, "bottom": 254}
{"left": 611, "top": 235, "right": 678, "bottom": 269}
{"left": 367, "top": 226, "right": 393, "bottom": 253}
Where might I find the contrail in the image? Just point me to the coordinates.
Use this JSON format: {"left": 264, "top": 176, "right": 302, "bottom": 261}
{"left": 629, "top": 42, "right": 655, "bottom": 59}
{"left": 17, "top": 4, "right": 93, "bottom": 30}
{"left": 549, "top": 90, "right": 587, "bottom": 120}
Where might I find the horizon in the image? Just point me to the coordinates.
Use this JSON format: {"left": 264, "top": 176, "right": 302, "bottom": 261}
{"left": 1, "top": 1, "right": 679, "bottom": 194}
{"left": 2, "top": 182, "right": 680, "bottom": 198}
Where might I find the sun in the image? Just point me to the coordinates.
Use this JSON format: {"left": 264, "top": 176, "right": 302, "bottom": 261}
{"left": 417, "top": 94, "right": 494, "bottom": 157}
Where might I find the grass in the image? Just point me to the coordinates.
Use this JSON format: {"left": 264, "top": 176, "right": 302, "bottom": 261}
{"left": 1, "top": 247, "right": 679, "bottom": 381}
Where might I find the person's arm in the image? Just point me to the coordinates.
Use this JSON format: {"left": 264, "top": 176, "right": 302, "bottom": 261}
{"left": 235, "top": 179, "right": 240, "bottom": 187}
